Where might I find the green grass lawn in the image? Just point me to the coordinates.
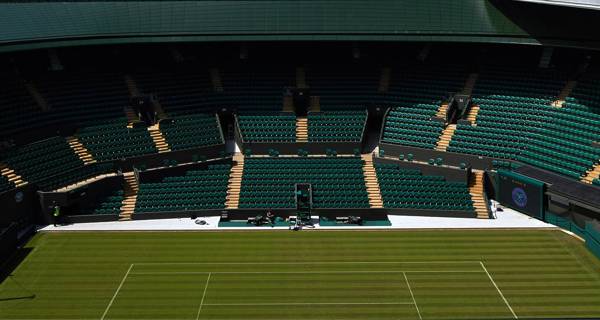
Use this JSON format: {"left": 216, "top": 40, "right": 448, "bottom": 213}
{"left": 1, "top": 229, "right": 600, "bottom": 319}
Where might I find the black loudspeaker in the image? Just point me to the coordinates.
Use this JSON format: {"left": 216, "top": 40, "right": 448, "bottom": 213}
{"left": 283, "top": 86, "right": 294, "bottom": 97}
{"left": 294, "top": 88, "right": 310, "bottom": 116}
{"left": 130, "top": 96, "right": 150, "bottom": 109}
{"left": 454, "top": 94, "right": 471, "bottom": 112}
{"left": 130, "top": 95, "right": 156, "bottom": 125}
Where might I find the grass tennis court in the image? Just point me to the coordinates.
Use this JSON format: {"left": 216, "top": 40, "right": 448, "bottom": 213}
{"left": 1, "top": 230, "right": 600, "bottom": 319}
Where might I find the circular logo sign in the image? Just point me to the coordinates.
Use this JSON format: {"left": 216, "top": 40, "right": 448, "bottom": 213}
{"left": 511, "top": 187, "right": 528, "bottom": 208}
{"left": 14, "top": 191, "right": 24, "bottom": 203}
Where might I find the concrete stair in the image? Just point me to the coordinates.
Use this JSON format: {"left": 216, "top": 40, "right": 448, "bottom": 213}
{"left": 124, "top": 74, "right": 140, "bottom": 97}
{"left": 435, "top": 102, "right": 449, "bottom": 119}
{"left": 378, "top": 67, "right": 391, "bottom": 93}
{"left": 24, "top": 81, "right": 49, "bottom": 111}
{"left": 225, "top": 154, "right": 245, "bottom": 209}
{"left": 462, "top": 73, "right": 478, "bottom": 96}
{"left": 309, "top": 96, "right": 320, "bottom": 112}
{"left": 296, "top": 117, "right": 308, "bottom": 142}
{"left": 283, "top": 96, "right": 294, "bottom": 112}
{"left": 466, "top": 105, "right": 480, "bottom": 125}
{"left": 581, "top": 162, "right": 600, "bottom": 184}
{"left": 435, "top": 124, "right": 457, "bottom": 151}
{"left": 361, "top": 154, "right": 384, "bottom": 208}
{"left": 210, "top": 68, "right": 224, "bottom": 92}
{"left": 119, "top": 172, "right": 139, "bottom": 221}
{"left": 148, "top": 124, "right": 171, "bottom": 153}
{"left": 0, "top": 163, "right": 27, "bottom": 187}
{"left": 296, "top": 67, "right": 307, "bottom": 89}
{"left": 67, "top": 136, "right": 96, "bottom": 164}
{"left": 469, "top": 171, "right": 489, "bottom": 219}
{"left": 552, "top": 80, "right": 577, "bottom": 108}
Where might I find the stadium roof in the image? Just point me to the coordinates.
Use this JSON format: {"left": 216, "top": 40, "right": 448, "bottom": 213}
{"left": 0, "top": 0, "right": 599, "bottom": 53}
{"left": 513, "top": 0, "right": 600, "bottom": 10}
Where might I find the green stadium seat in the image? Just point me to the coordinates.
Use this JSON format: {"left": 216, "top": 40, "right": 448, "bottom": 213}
{"left": 135, "top": 163, "right": 231, "bottom": 213}
{"left": 239, "top": 157, "right": 370, "bottom": 209}
{"left": 375, "top": 162, "right": 474, "bottom": 211}
{"left": 160, "top": 114, "right": 223, "bottom": 150}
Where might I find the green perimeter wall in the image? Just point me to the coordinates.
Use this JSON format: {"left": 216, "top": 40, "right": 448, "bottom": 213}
{"left": 545, "top": 212, "right": 600, "bottom": 259}
{"left": 586, "top": 221, "right": 600, "bottom": 260}
{"left": 546, "top": 212, "right": 586, "bottom": 238}
{"left": 545, "top": 212, "right": 600, "bottom": 261}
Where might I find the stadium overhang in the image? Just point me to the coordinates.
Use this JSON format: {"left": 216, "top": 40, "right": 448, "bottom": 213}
{"left": 512, "top": 0, "right": 600, "bottom": 10}
{"left": 0, "top": 0, "right": 599, "bottom": 53}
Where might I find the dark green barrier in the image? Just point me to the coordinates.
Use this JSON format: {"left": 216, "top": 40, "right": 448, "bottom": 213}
{"left": 546, "top": 213, "right": 600, "bottom": 260}
{"left": 585, "top": 222, "right": 600, "bottom": 260}
{"left": 545, "top": 212, "right": 589, "bottom": 238}
{"left": 545, "top": 212, "right": 573, "bottom": 231}
{"left": 572, "top": 223, "right": 586, "bottom": 239}
{"left": 546, "top": 212, "right": 586, "bottom": 238}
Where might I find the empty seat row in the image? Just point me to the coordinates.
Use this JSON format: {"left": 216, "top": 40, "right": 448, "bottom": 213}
{"left": 381, "top": 66, "right": 466, "bottom": 148}
{"left": 160, "top": 114, "right": 223, "bottom": 150}
{"left": 78, "top": 190, "right": 124, "bottom": 216}
{"left": 135, "top": 163, "right": 231, "bottom": 213}
{"left": 448, "top": 67, "right": 600, "bottom": 180}
{"left": 240, "top": 157, "right": 370, "bottom": 208}
{"left": 38, "top": 162, "right": 115, "bottom": 191}
{"left": 77, "top": 120, "right": 158, "bottom": 161}
{"left": 375, "top": 163, "right": 474, "bottom": 211}
{"left": 308, "top": 111, "right": 366, "bottom": 142}
{"left": 0, "top": 136, "right": 84, "bottom": 184}
{"left": 237, "top": 112, "right": 296, "bottom": 142}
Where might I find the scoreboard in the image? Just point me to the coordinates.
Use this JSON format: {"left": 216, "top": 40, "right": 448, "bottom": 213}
{"left": 496, "top": 170, "right": 546, "bottom": 219}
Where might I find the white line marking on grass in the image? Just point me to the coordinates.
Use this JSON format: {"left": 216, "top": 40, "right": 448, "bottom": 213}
{"left": 135, "top": 260, "right": 482, "bottom": 266}
{"left": 100, "top": 263, "right": 133, "bottom": 320}
{"left": 403, "top": 272, "right": 422, "bottom": 320}
{"left": 195, "top": 272, "right": 211, "bottom": 320}
{"left": 480, "top": 262, "right": 518, "bottom": 319}
{"left": 130, "top": 270, "right": 484, "bottom": 275}
{"left": 203, "top": 302, "right": 414, "bottom": 306}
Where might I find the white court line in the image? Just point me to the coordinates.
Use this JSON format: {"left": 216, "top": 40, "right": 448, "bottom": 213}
{"left": 130, "top": 270, "right": 484, "bottom": 275}
{"left": 100, "top": 263, "right": 133, "bottom": 320}
{"left": 195, "top": 272, "right": 211, "bottom": 320}
{"left": 203, "top": 302, "right": 414, "bottom": 306}
{"left": 480, "top": 261, "right": 518, "bottom": 319}
{"left": 403, "top": 272, "right": 423, "bottom": 320}
{"left": 135, "top": 260, "right": 482, "bottom": 266}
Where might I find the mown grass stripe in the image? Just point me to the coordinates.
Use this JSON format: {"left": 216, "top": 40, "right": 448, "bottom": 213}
{"left": 1, "top": 230, "right": 599, "bottom": 320}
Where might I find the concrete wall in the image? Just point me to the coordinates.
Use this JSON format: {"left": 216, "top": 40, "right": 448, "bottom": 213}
{"left": 379, "top": 143, "right": 496, "bottom": 170}
{"left": 374, "top": 156, "right": 471, "bottom": 184}
{"left": 137, "top": 157, "right": 233, "bottom": 184}
{"left": 114, "top": 143, "right": 227, "bottom": 171}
